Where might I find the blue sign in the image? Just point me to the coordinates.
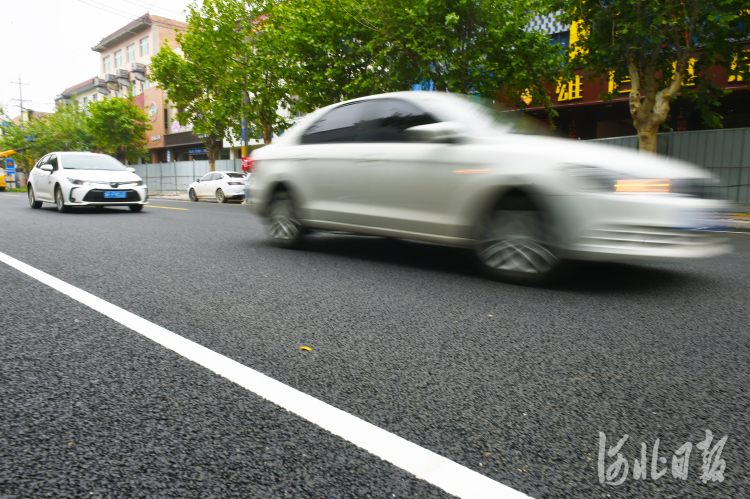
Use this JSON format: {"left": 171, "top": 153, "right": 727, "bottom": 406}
{"left": 166, "top": 150, "right": 171, "bottom": 162}
{"left": 6, "top": 159, "right": 15, "bottom": 175}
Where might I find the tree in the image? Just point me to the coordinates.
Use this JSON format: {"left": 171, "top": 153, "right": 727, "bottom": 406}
{"left": 88, "top": 96, "right": 152, "bottom": 163}
{"left": 0, "top": 102, "right": 95, "bottom": 175}
{"left": 267, "top": 0, "right": 565, "bottom": 112}
{"left": 554, "top": 1, "right": 750, "bottom": 152}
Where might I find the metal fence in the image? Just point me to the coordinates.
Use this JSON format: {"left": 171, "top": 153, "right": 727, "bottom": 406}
{"left": 590, "top": 127, "right": 750, "bottom": 205}
{"left": 132, "top": 159, "right": 243, "bottom": 194}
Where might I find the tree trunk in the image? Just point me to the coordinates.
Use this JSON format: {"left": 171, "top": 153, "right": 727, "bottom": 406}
{"left": 262, "top": 122, "right": 273, "bottom": 145}
{"left": 205, "top": 133, "right": 218, "bottom": 171}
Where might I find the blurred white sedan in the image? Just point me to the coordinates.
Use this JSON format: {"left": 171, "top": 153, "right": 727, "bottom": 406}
{"left": 188, "top": 171, "right": 248, "bottom": 203}
{"left": 248, "top": 91, "right": 730, "bottom": 283}
{"left": 27, "top": 152, "right": 148, "bottom": 212}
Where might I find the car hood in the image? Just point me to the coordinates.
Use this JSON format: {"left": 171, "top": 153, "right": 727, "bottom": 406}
{"left": 62, "top": 170, "right": 142, "bottom": 182}
{"left": 471, "top": 132, "right": 711, "bottom": 179}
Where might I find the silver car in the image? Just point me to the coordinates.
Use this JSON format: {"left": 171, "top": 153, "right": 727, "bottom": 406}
{"left": 247, "top": 92, "right": 730, "bottom": 283}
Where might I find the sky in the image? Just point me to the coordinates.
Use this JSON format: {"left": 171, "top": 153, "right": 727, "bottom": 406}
{"left": 0, "top": 0, "right": 192, "bottom": 117}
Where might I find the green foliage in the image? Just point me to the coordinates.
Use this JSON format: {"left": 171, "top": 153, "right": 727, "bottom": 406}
{"left": 553, "top": 0, "right": 750, "bottom": 130}
{"left": 269, "top": 0, "right": 565, "bottom": 111}
{"left": 87, "top": 96, "right": 152, "bottom": 163}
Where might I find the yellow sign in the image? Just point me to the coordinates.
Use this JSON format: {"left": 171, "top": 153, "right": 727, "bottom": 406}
{"left": 520, "top": 90, "right": 532, "bottom": 105}
{"left": 673, "top": 58, "right": 697, "bottom": 86}
{"left": 557, "top": 76, "right": 583, "bottom": 102}
{"left": 728, "top": 50, "right": 750, "bottom": 82}
{"left": 608, "top": 72, "right": 632, "bottom": 93}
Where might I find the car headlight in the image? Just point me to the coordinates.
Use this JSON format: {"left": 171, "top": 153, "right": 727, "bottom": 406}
{"left": 566, "top": 166, "right": 671, "bottom": 193}
{"left": 68, "top": 178, "right": 86, "bottom": 185}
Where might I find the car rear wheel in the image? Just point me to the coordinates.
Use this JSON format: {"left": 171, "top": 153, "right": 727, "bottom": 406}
{"left": 189, "top": 189, "right": 198, "bottom": 202}
{"left": 216, "top": 189, "right": 227, "bottom": 203}
{"left": 474, "top": 196, "right": 559, "bottom": 284}
{"left": 267, "top": 191, "right": 303, "bottom": 249}
{"left": 55, "top": 186, "right": 68, "bottom": 213}
{"left": 28, "top": 185, "right": 42, "bottom": 209}
{"left": 129, "top": 205, "right": 143, "bottom": 212}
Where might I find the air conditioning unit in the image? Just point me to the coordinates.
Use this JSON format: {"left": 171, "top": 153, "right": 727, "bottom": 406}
{"left": 116, "top": 69, "right": 130, "bottom": 79}
{"left": 131, "top": 62, "right": 146, "bottom": 73}
{"left": 94, "top": 77, "right": 107, "bottom": 88}
{"left": 104, "top": 74, "right": 118, "bottom": 83}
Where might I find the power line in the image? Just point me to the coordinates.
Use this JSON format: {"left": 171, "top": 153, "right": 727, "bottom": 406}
{"left": 9, "top": 76, "right": 31, "bottom": 123}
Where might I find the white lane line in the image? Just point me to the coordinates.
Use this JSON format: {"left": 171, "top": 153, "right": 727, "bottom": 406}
{"left": 0, "top": 250, "right": 532, "bottom": 499}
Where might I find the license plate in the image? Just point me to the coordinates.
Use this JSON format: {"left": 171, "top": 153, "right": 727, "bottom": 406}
{"left": 104, "top": 191, "right": 127, "bottom": 199}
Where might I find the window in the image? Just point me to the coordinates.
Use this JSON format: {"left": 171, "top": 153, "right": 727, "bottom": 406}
{"left": 82, "top": 97, "right": 88, "bottom": 107}
{"left": 92, "top": 94, "right": 98, "bottom": 102}
{"left": 127, "top": 44, "right": 135, "bottom": 63}
{"left": 115, "top": 50, "right": 122, "bottom": 68}
{"left": 357, "top": 99, "right": 436, "bottom": 143}
{"left": 116, "top": 89, "right": 122, "bottom": 98}
{"left": 142, "top": 78, "right": 150, "bottom": 91}
{"left": 46, "top": 155, "right": 58, "bottom": 170}
{"left": 549, "top": 31, "right": 570, "bottom": 48}
{"left": 103, "top": 56, "right": 110, "bottom": 73}
{"left": 35, "top": 156, "right": 49, "bottom": 169}
{"left": 301, "top": 102, "right": 366, "bottom": 144}
{"left": 140, "top": 37, "right": 149, "bottom": 57}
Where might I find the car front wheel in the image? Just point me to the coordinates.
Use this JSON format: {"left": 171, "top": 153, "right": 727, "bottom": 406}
{"left": 189, "top": 189, "right": 198, "bottom": 202}
{"left": 129, "top": 205, "right": 143, "bottom": 212}
{"left": 55, "top": 186, "right": 68, "bottom": 213}
{"left": 474, "top": 196, "right": 559, "bottom": 284}
{"left": 267, "top": 191, "right": 303, "bottom": 248}
{"left": 28, "top": 185, "right": 42, "bottom": 209}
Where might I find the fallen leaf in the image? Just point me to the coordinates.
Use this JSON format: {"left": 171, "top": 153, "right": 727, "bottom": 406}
{"left": 300, "top": 346, "right": 312, "bottom": 351}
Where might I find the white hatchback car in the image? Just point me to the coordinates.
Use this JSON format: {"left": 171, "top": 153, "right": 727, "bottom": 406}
{"left": 188, "top": 171, "right": 248, "bottom": 203}
{"left": 248, "top": 92, "right": 730, "bottom": 283}
{"left": 27, "top": 152, "right": 148, "bottom": 212}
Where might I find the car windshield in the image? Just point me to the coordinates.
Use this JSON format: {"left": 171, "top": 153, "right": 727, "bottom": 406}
{"left": 62, "top": 154, "right": 127, "bottom": 171}
{"left": 226, "top": 172, "right": 245, "bottom": 178}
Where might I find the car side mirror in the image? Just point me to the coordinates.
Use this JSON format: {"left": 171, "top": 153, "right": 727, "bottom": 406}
{"left": 40, "top": 165, "right": 53, "bottom": 172}
{"left": 406, "top": 121, "right": 467, "bottom": 144}
{"left": 126, "top": 167, "right": 136, "bottom": 173}
{"left": 196, "top": 178, "right": 201, "bottom": 182}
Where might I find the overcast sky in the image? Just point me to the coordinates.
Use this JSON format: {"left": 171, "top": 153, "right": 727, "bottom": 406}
{"left": 0, "top": 0, "right": 192, "bottom": 117}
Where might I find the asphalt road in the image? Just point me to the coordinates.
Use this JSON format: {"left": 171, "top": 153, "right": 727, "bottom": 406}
{"left": 1, "top": 191, "right": 749, "bottom": 499}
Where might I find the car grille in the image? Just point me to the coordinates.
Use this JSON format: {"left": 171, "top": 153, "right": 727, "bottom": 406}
{"left": 83, "top": 189, "right": 141, "bottom": 202}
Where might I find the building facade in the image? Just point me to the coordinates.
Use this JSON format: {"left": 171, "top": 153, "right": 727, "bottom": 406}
{"left": 523, "top": 13, "right": 750, "bottom": 140}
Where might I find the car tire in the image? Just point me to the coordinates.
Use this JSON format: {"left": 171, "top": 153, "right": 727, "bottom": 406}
{"left": 55, "top": 186, "right": 69, "bottom": 213}
{"left": 267, "top": 190, "right": 303, "bottom": 249}
{"left": 216, "top": 189, "right": 227, "bottom": 203}
{"left": 129, "top": 205, "right": 143, "bottom": 212}
{"left": 189, "top": 189, "right": 198, "bottom": 202}
{"left": 474, "top": 195, "right": 560, "bottom": 284}
{"left": 28, "top": 185, "right": 42, "bottom": 209}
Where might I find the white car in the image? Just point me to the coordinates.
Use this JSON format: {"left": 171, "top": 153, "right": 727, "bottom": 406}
{"left": 188, "top": 171, "right": 248, "bottom": 203}
{"left": 27, "top": 152, "right": 148, "bottom": 212}
{"left": 248, "top": 91, "right": 730, "bottom": 283}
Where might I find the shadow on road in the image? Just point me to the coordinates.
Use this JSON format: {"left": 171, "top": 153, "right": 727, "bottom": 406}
{"left": 279, "top": 232, "right": 713, "bottom": 294}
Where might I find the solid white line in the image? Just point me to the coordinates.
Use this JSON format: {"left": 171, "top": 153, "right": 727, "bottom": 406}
{"left": 0, "top": 251, "right": 532, "bottom": 499}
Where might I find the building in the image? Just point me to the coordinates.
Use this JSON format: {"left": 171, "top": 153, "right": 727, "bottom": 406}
{"left": 522, "top": 13, "right": 750, "bottom": 140}
{"left": 54, "top": 78, "right": 100, "bottom": 109}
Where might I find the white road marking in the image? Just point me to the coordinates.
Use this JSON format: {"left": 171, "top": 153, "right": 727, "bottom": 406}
{"left": 0, "top": 251, "right": 532, "bottom": 499}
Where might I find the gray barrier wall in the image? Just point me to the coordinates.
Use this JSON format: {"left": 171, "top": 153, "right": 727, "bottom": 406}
{"left": 590, "top": 127, "right": 750, "bottom": 205}
{"left": 133, "top": 159, "right": 243, "bottom": 194}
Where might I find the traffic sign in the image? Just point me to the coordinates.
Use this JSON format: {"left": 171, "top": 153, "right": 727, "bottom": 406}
{"left": 6, "top": 159, "right": 15, "bottom": 175}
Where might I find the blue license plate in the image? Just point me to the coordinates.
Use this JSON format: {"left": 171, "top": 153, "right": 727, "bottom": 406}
{"left": 104, "top": 191, "right": 127, "bottom": 199}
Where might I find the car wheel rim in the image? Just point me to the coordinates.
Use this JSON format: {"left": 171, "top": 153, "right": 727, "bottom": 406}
{"left": 190, "top": 190, "right": 196, "bottom": 201}
{"left": 217, "top": 190, "right": 224, "bottom": 202}
{"left": 28, "top": 188, "right": 34, "bottom": 206}
{"left": 56, "top": 191, "right": 63, "bottom": 210}
{"left": 269, "top": 199, "right": 299, "bottom": 240}
{"left": 477, "top": 210, "right": 558, "bottom": 274}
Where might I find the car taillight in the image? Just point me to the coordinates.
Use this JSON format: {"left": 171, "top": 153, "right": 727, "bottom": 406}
{"left": 228, "top": 182, "right": 243, "bottom": 185}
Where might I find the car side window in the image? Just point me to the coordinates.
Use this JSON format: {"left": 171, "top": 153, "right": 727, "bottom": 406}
{"left": 358, "top": 99, "right": 437, "bottom": 143}
{"left": 201, "top": 173, "right": 214, "bottom": 182}
{"left": 301, "top": 102, "right": 365, "bottom": 144}
{"left": 47, "top": 155, "right": 59, "bottom": 171}
{"left": 35, "top": 156, "right": 49, "bottom": 169}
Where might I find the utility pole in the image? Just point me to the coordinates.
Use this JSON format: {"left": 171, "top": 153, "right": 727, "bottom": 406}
{"left": 10, "top": 75, "right": 31, "bottom": 122}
